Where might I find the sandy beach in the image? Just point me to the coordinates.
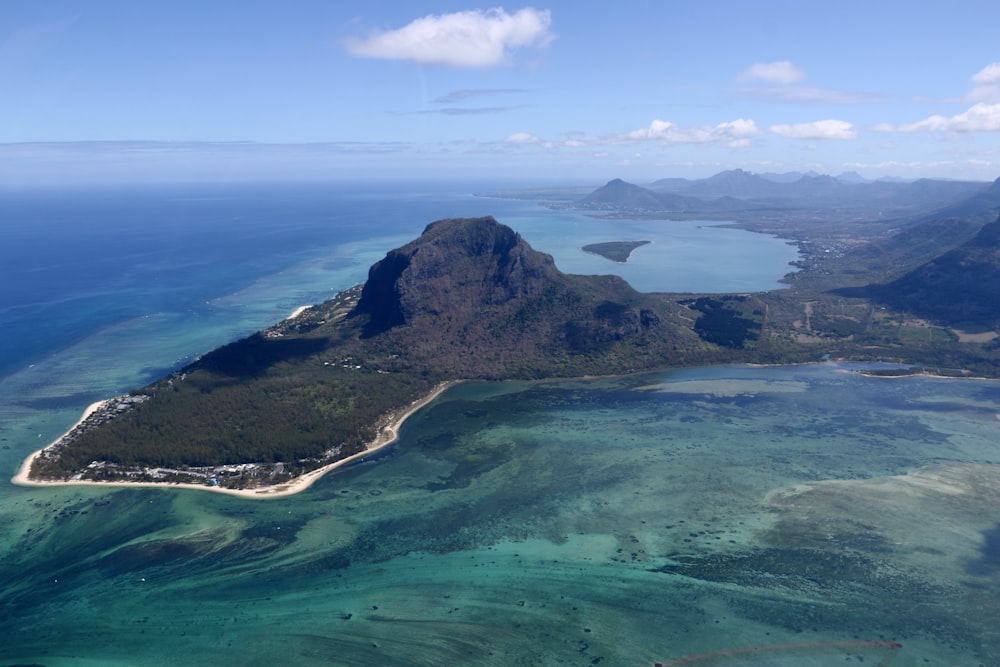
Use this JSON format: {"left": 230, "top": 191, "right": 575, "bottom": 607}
{"left": 11, "top": 381, "right": 457, "bottom": 499}
{"left": 285, "top": 304, "right": 311, "bottom": 321}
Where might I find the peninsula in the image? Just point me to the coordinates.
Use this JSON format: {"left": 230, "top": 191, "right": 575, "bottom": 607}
{"left": 20, "top": 217, "right": 718, "bottom": 492}
{"left": 18, "top": 173, "right": 1000, "bottom": 493}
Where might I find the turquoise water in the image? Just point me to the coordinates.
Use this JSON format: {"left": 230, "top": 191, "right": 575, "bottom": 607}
{"left": 3, "top": 185, "right": 998, "bottom": 664}
{"left": 3, "top": 364, "right": 1000, "bottom": 665}
{"left": 505, "top": 210, "right": 800, "bottom": 293}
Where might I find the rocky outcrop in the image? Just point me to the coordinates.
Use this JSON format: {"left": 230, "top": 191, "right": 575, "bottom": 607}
{"left": 350, "top": 216, "right": 689, "bottom": 377}
{"left": 353, "top": 217, "right": 559, "bottom": 336}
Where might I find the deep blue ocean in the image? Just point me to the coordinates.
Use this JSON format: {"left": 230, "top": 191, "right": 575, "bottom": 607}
{"left": 0, "top": 183, "right": 517, "bottom": 384}
{"left": 2, "top": 183, "right": 998, "bottom": 666}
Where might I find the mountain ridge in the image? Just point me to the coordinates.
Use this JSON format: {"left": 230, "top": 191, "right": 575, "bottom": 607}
{"left": 854, "top": 212, "right": 1000, "bottom": 327}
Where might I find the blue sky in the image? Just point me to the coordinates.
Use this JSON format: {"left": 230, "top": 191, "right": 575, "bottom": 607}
{"left": 3, "top": 1, "right": 1000, "bottom": 185}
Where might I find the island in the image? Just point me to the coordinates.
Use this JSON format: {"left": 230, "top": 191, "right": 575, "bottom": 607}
{"left": 582, "top": 240, "right": 651, "bottom": 262}
{"left": 16, "top": 173, "right": 1000, "bottom": 494}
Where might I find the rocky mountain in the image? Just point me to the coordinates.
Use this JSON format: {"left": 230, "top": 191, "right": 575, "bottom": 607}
{"left": 349, "top": 216, "right": 698, "bottom": 377}
{"left": 352, "top": 216, "right": 560, "bottom": 337}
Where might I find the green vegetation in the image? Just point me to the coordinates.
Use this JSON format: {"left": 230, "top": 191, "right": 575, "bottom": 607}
{"left": 30, "top": 288, "right": 438, "bottom": 486}
{"left": 682, "top": 296, "right": 763, "bottom": 349}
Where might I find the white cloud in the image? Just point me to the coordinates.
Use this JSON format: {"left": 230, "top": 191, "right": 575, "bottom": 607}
{"left": 969, "top": 63, "right": 1000, "bottom": 102}
{"left": 735, "top": 61, "right": 881, "bottom": 105}
{"left": 624, "top": 118, "right": 760, "bottom": 145}
{"left": 896, "top": 103, "right": 1000, "bottom": 132}
{"left": 738, "top": 61, "right": 805, "bottom": 85}
{"left": 505, "top": 132, "right": 541, "bottom": 144}
{"left": 770, "top": 119, "right": 857, "bottom": 140}
{"left": 972, "top": 63, "right": 1000, "bottom": 86}
{"left": 344, "top": 8, "right": 553, "bottom": 67}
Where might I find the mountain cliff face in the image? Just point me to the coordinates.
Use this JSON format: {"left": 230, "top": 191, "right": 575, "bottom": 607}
{"left": 353, "top": 217, "right": 560, "bottom": 336}
{"left": 349, "top": 216, "right": 694, "bottom": 378}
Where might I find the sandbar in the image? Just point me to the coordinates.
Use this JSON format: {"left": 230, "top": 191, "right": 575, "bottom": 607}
{"left": 11, "top": 381, "right": 457, "bottom": 499}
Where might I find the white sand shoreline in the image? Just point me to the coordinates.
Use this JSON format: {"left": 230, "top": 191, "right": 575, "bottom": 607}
{"left": 11, "top": 381, "right": 458, "bottom": 499}
{"left": 285, "top": 304, "right": 311, "bottom": 321}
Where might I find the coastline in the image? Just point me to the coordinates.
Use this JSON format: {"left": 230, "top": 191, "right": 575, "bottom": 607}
{"left": 285, "top": 305, "right": 311, "bottom": 321}
{"left": 11, "top": 399, "right": 112, "bottom": 488}
{"left": 11, "top": 381, "right": 457, "bottom": 499}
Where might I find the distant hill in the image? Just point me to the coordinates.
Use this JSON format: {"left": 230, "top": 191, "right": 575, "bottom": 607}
{"left": 578, "top": 178, "right": 696, "bottom": 212}
{"left": 757, "top": 171, "right": 814, "bottom": 183}
{"left": 912, "top": 175, "right": 1000, "bottom": 223}
{"left": 837, "top": 177, "right": 1000, "bottom": 278}
{"left": 860, "top": 212, "right": 1000, "bottom": 326}
{"left": 683, "top": 169, "right": 787, "bottom": 199}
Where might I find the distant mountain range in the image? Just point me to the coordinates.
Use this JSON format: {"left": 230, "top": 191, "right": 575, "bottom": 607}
{"left": 576, "top": 170, "right": 987, "bottom": 215}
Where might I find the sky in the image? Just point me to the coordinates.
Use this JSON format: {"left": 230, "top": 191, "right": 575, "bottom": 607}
{"left": 3, "top": 0, "right": 1000, "bottom": 185}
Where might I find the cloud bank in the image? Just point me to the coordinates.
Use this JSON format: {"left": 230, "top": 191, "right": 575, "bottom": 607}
{"left": 895, "top": 103, "right": 1000, "bottom": 133}
{"left": 624, "top": 118, "right": 760, "bottom": 146}
{"left": 344, "top": 8, "right": 553, "bottom": 67}
{"left": 503, "top": 116, "right": 867, "bottom": 151}
{"left": 970, "top": 62, "right": 1000, "bottom": 102}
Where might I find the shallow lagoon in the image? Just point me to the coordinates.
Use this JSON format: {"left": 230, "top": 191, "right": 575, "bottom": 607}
{"left": 3, "top": 364, "right": 1000, "bottom": 665}
{"left": 2, "top": 186, "right": 997, "bottom": 665}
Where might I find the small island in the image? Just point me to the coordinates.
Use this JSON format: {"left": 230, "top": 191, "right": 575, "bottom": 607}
{"left": 582, "top": 240, "right": 651, "bottom": 262}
